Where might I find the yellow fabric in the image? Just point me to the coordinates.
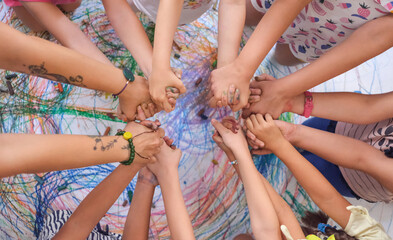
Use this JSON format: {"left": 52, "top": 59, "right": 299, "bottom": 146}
{"left": 280, "top": 225, "right": 335, "bottom": 240}
{"left": 281, "top": 206, "right": 391, "bottom": 240}
{"left": 306, "top": 234, "right": 335, "bottom": 240}
{"left": 344, "top": 206, "right": 391, "bottom": 240}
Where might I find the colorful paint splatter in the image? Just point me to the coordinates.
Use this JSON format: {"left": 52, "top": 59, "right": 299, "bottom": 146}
{"left": 1, "top": 1, "right": 392, "bottom": 239}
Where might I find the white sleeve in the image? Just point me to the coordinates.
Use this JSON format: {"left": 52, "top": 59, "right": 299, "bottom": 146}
{"left": 344, "top": 206, "right": 391, "bottom": 240}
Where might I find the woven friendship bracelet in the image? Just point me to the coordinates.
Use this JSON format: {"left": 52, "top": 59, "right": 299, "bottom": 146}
{"left": 112, "top": 68, "right": 135, "bottom": 98}
{"left": 116, "top": 130, "right": 135, "bottom": 165}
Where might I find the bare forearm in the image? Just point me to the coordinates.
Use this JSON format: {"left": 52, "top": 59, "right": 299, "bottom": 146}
{"left": 0, "top": 134, "right": 128, "bottom": 177}
{"left": 292, "top": 125, "right": 393, "bottom": 193}
{"left": 122, "top": 182, "right": 155, "bottom": 240}
{"left": 278, "top": 14, "right": 393, "bottom": 97}
{"left": 233, "top": 148, "right": 281, "bottom": 239}
{"left": 159, "top": 170, "right": 195, "bottom": 240}
{"left": 235, "top": 0, "right": 309, "bottom": 79}
{"left": 293, "top": 125, "right": 381, "bottom": 170}
{"left": 290, "top": 92, "right": 393, "bottom": 124}
{"left": 22, "top": 2, "right": 112, "bottom": 65}
{"left": 259, "top": 175, "right": 305, "bottom": 239}
{"left": 0, "top": 22, "right": 126, "bottom": 93}
{"left": 152, "top": 0, "right": 183, "bottom": 70}
{"left": 103, "top": 0, "right": 153, "bottom": 76}
{"left": 53, "top": 164, "right": 142, "bottom": 240}
{"left": 271, "top": 140, "right": 350, "bottom": 228}
{"left": 217, "top": 0, "right": 246, "bottom": 68}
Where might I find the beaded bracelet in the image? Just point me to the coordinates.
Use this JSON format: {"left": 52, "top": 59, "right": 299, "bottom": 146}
{"left": 112, "top": 68, "right": 135, "bottom": 98}
{"left": 228, "top": 159, "right": 238, "bottom": 165}
{"left": 116, "top": 130, "right": 135, "bottom": 165}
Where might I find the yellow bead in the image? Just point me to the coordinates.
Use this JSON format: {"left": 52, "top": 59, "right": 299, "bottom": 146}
{"left": 123, "top": 131, "right": 133, "bottom": 140}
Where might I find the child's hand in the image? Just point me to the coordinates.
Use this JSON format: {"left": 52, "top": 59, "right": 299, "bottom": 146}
{"left": 123, "top": 122, "right": 165, "bottom": 164}
{"left": 136, "top": 102, "right": 160, "bottom": 120}
{"left": 208, "top": 62, "right": 251, "bottom": 112}
{"left": 149, "top": 68, "right": 186, "bottom": 113}
{"left": 244, "top": 120, "right": 297, "bottom": 155}
{"left": 134, "top": 70, "right": 182, "bottom": 120}
{"left": 147, "top": 138, "right": 182, "bottom": 180}
{"left": 139, "top": 119, "right": 162, "bottom": 131}
{"left": 242, "top": 75, "right": 292, "bottom": 119}
{"left": 211, "top": 118, "right": 248, "bottom": 154}
{"left": 117, "top": 76, "right": 154, "bottom": 121}
{"left": 242, "top": 124, "right": 265, "bottom": 149}
{"left": 247, "top": 74, "right": 276, "bottom": 105}
{"left": 137, "top": 167, "right": 159, "bottom": 187}
{"left": 212, "top": 129, "right": 235, "bottom": 160}
{"left": 245, "top": 114, "right": 287, "bottom": 151}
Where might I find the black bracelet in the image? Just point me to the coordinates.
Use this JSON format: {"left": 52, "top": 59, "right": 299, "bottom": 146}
{"left": 112, "top": 68, "right": 135, "bottom": 98}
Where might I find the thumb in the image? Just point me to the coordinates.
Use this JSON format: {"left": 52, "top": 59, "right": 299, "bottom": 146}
{"left": 172, "top": 68, "right": 182, "bottom": 79}
{"left": 212, "top": 131, "right": 224, "bottom": 144}
{"left": 170, "top": 74, "right": 186, "bottom": 94}
{"left": 232, "top": 90, "right": 250, "bottom": 112}
{"left": 120, "top": 107, "right": 137, "bottom": 122}
{"left": 255, "top": 73, "right": 276, "bottom": 82}
{"left": 136, "top": 105, "right": 147, "bottom": 120}
{"left": 176, "top": 82, "right": 187, "bottom": 94}
{"left": 163, "top": 99, "right": 174, "bottom": 112}
{"left": 211, "top": 119, "right": 230, "bottom": 136}
{"left": 154, "top": 128, "right": 165, "bottom": 139}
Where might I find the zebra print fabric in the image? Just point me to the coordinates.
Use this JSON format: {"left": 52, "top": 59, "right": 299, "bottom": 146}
{"left": 38, "top": 210, "right": 122, "bottom": 240}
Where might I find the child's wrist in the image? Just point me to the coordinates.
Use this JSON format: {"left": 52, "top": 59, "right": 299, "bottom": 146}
{"left": 231, "top": 144, "right": 250, "bottom": 159}
{"left": 233, "top": 59, "right": 253, "bottom": 83}
{"left": 290, "top": 124, "right": 304, "bottom": 146}
{"left": 224, "top": 150, "right": 236, "bottom": 161}
{"left": 152, "top": 56, "right": 171, "bottom": 71}
{"left": 268, "top": 137, "right": 291, "bottom": 152}
{"left": 285, "top": 94, "right": 304, "bottom": 114}
{"left": 142, "top": 66, "right": 152, "bottom": 79}
{"left": 137, "top": 178, "right": 157, "bottom": 188}
{"left": 156, "top": 169, "right": 179, "bottom": 184}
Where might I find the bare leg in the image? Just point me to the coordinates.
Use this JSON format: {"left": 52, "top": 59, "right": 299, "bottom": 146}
{"left": 21, "top": 1, "right": 112, "bottom": 65}
{"left": 274, "top": 43, "right": 303, "bottom": 66}
{"left": 13, "top": 6, "right": 46, "bottom": 32}
{"left": 245, "top": 0, "right": 264, "bottom": 26}
{"left": 58, "top": 0, "right": 82, "bottom": 13}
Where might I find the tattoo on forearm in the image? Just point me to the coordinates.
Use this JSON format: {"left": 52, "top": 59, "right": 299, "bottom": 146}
{"left": 121, "top": 145, "right": 130, "bottom": 150}
{"left": 90, "top": 137, "right": 118, "bottom": 151}
{"left": 26, "top": 62, "right": 86, "bottom": 87}
{"left": 138, "top": 174, "right": 158, "bottom": 186}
